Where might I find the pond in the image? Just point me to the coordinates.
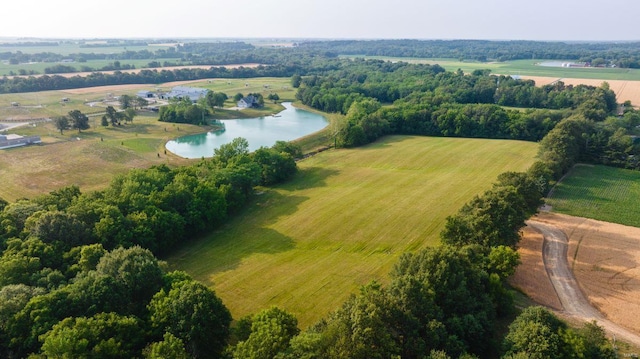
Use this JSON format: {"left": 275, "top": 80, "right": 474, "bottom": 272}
{"left": 165, "top": 102, "right": 328, "bottom": 159}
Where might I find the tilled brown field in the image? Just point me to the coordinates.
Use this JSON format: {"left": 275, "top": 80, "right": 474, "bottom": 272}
{"left": 513, "top": 212, "right": 640, "bottom": 334}
{"left": 520, "top": 76, "right": 640, "bottom": 107}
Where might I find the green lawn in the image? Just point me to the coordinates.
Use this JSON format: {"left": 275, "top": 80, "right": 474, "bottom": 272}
{"left": 344, "top": 56, "right": 640, "bottom": 81}
{"left": 547, "top": 164, "right": 640, "bottom": 227}
{"left": 166, "top": 135, "right": 539, "bottom": 327}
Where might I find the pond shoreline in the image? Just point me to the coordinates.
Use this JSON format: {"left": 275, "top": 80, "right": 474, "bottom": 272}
{"left": 165, "top": 102, "right": 328, "bottom": 159}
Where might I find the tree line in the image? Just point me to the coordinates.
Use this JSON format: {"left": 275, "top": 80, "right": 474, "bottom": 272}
{"left": 0, "top": 64, "right": 303, "bottom": 94}
{"left": 297, "top": 39, "right": 640, "bottom": 67}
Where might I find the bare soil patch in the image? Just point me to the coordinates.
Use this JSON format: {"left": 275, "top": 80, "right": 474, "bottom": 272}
{"left": 510, "top": 225, "right": 562, "bottom": 310}
{"left": 515, "top": 212, "right": 640, "bottom": 334}
{"left": 520, "top": 76, "right": 640, "bottom": 106}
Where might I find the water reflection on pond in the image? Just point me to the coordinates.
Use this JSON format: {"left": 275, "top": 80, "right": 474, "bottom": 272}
{"left": 165, "top": 102, "right": 328, "bottom": 159}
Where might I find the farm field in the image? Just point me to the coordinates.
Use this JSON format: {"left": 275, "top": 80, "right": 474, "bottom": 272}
{"left": 519, "top": 76, "right": 640, "bottom": 107}
{"left": 514, "top": 212, "right": 640, "bottom": 336}
{"left": 166, "top": 135, "right": 539, "bottom": 327}
{"left": 546, "top": 164, "right": 640, "bottom": 228}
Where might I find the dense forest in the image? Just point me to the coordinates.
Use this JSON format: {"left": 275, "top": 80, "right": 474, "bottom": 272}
{"left": 1, "top": 50, "right": 637, "bottom": 357}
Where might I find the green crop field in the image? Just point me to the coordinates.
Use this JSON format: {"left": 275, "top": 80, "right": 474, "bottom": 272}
{"left": 166, "top": 135, "right": 538, "bottom": 326}
{"left": 344, "top": 56, "right": 640, "bottom": 81}
{"left": 546, "top": 164, "right": 640, "bottom": 227}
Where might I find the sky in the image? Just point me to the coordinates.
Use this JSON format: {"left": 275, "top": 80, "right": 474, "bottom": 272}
{"left": 1, "top": 0, "right": 638, "bottom": 41}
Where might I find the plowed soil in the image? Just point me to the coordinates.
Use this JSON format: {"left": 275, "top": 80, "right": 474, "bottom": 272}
{"left": 512, "top": 212, "right": 640, "bottom": 334}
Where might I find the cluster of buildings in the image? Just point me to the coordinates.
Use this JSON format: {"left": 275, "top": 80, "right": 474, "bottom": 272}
{"left": 137, "top": 86, "right": 263, "bottom": 109}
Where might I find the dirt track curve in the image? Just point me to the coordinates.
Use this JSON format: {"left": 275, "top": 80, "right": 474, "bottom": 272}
{"left": 528, "top": 220, "right": 640, "bottom": 347}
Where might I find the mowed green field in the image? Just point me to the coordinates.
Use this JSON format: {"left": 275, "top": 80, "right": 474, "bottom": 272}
{"left": 167, "top": 135, "right": 539, "bottom": 326}
{"left": 547, "top": 164, "right": 640, "bottom": 227}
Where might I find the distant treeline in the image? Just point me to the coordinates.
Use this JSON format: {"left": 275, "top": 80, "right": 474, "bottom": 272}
{"left": 0, "top": 64, "right": 301, "bottom": 93}
{"left": 297, "top": 39, "right": 640, "bottom": 67}
{"left": 0, "top": 41, "right": 58, "bottom": 47}
{"left": 5, "top": 39, "right": 640, "bottom": 77}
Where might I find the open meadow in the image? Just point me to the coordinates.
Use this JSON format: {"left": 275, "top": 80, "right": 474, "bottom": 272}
{"left": 166, "top": 135, "right": 539, "bottom": 326}
{"left": 546, "top": 164, "right": 640, "bottom": 228}
{"left": 0, "top": 113, "right": 202, "bottom": 201}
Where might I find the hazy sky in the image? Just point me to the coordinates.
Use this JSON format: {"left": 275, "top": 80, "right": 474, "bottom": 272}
{"left": 2, "top": 0, "right": 638, "bottom": 41}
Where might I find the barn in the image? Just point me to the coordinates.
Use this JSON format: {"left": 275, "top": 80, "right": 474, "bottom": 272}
{"left": 160, "top": 86, "right": 209, "bottom": 102}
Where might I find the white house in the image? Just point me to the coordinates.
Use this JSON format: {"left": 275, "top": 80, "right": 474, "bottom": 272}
{"left": 237, "top": 95, "right": 260, "bottom": 108}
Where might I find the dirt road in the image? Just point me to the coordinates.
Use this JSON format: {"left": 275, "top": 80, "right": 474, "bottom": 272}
{"left": 528, "top": 220, "right": 640, "bottom": 346}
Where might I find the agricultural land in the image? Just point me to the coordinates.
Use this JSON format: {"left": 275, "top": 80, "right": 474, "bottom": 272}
{"left": 514, "top": 212, "right": 640, "bottom": 336}
{"left": 167, "top": 135, "right": 539, "bottom": 326}
{"left": 546, "top": 164, "right": 640, "bottom": 228}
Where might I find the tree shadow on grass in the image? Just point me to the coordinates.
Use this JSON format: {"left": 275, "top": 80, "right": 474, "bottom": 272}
{"left": 284, "top": 167, "right": 340, "bottom": 191}
{"left": 166, "top": 162, "right": 341, "bottom": 277}
{"left": 363, "top": 135, "right": 415, "bottom": 148}
{"left": 166, "top": 191, "right": 308, "bottom": 278}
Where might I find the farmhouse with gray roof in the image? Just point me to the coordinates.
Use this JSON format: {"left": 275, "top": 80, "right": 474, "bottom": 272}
{"left": 237, "top": 95, "right": 260, "bottom": 108}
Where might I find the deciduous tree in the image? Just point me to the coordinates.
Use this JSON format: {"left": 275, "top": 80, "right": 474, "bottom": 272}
{"left": 68, "top": 109, "right": 90, "bottom": 133}
{"left": 148, "top": 279, "right": 231, "bottom": 359}
{"left": 53, "top": 116, "right": 70, "bottom": 135}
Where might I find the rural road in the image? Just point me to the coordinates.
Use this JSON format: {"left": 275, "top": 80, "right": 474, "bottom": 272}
{"left": 528, "top": 220, "right": 640, "bottom": 347}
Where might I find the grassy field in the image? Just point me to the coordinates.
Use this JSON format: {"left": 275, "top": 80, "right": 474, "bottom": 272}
{"left": 0, "top": 77, "right": 295, "bottom": 121}
{"left": 0, "top": 113, "right": 205, "bottom": 201}
{"left": 345, "top": 56, "right": 640, "bottom": 81}
{"left": 546, "top": 164, "right": 640, "bottom": 227}
{"left": 166, "top": 136, "right": 539, "bottom": 326}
